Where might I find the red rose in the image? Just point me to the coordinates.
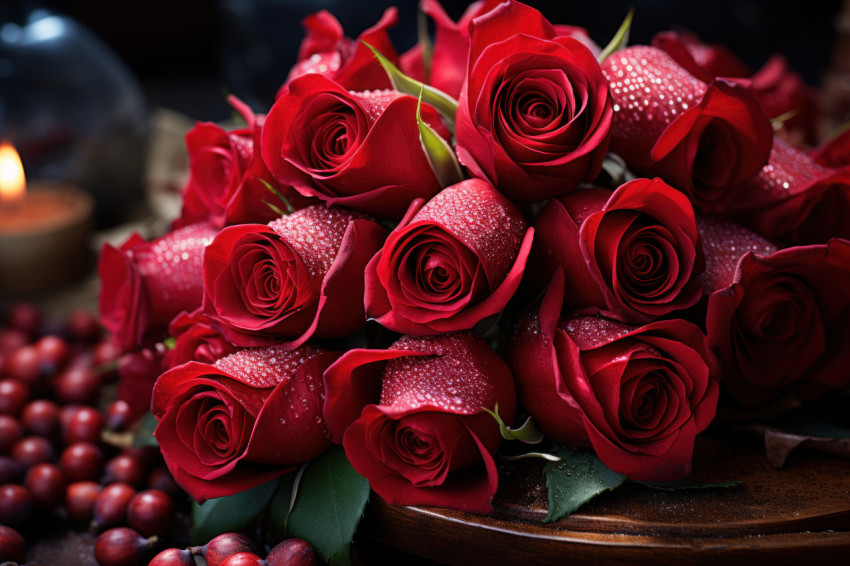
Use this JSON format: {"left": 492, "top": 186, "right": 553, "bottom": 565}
{"left": 530, "top": 177, "right": 704, "bottom": 323}
{"left": 98, "top": 223, "right": 216, "bottom": 352}
{"left": 651, "top": 29, "right": 751, "bottom": 83}
{"left": 455, "top": 0, "right": 613, "bottom": 202}
{"left": 507, "top": 271, "right": 720, "bottom": 480}
{"left": 262, "top": 74, "right": 450, "bottom": 219}
{"left": 153, "top": 344, "right": 338, "bottom": 502}
{"left": 323, "top": 333, "right": 516, "bottom": 514}
{"left": 601, "top": 46, "right": 773, "bottom": 211}
{"left": 202, "top": 205, "right": 386, "bottom": 348}
{"left": 702, "top": 217, "right": 850, "bottom": 407}
{"left": 282, "top": 8, "right": 398, "bottom": 93}
{"left": 164, "top": 309, "right": 238, "bottom": 369}
{"left": 728, "top": 137, "right": 850, "bottom": 245}
{"left": 117, "top": 347, "right": 165, "bottom": 423}
{"left": 176, "top": 97, "right": 308, "bottom": 229}
{"left": 365, "top": 179, "right": 533, "bottom": 334}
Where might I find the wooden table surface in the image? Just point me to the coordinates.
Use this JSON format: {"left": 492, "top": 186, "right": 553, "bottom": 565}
{"left": 355, "top": 433, "right": 850, "bottom": 565}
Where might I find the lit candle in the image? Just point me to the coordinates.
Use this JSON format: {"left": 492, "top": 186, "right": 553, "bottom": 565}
{"left": 0, "top": 141, "right": 93, "bottom": 295}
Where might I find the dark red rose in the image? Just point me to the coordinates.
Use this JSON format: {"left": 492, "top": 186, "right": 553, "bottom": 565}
{"left": 530, "top": 177, "right": 704, "bottom": 323}
{"left": 153, "top": 344, "right": 338, "bottom": 502}
{"left": 164, "top": 309, "right": 238, "bottom": 369}
{"left": 601, "top": 46, "right": 773, "bottom": 212}
{"left": 507, "top": 271, "right": 720, "bottom": 480}
{"left": 455, "top": 0, "right": 613, "bottom": 202}
{"left": 98, "top": 223, "right": 216, "bottom": 352}
{"left": 282, "top": 8, "right": 398, "bottom": 93}
{"left": 323, "top": 333, "right": 516, "bottom": 514}
{"left": 117, "top": 347, "right": 165, "bottom": 423}
{"left": 727, "top": 137, "right": 850, "bottom": 245}
{"left": 262, "top": 73, "right": 450, "bottom": 219}
{"left": 176, "top": 96, "right": 308, "bottom": 229}
{"left": 202, "top": 205, "right": 386, "bottom": 348}
{"left": 365, "top": 179, "right": 533, "bottom": 334}
{"left": 702, "top": 217, "right": 850, "bottom": 407}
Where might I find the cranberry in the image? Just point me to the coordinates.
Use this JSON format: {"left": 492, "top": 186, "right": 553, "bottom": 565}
{"left": 94, "top": 527, "right": 156, "bottom": 566}
{"left": 59, "top": 442, "right": 104, "bottom": 482}
{"left": 34, "top": 335, "right": 70, "bottom": 373}
{"left": 93, "top": 482, "right": 137, "bottom": 530}
{"left": 0, "top": 415, "right": 24, "bottom": 454}
{"left": 65, "top": 481, "right": 102, "bottom": 523}
{"left": 126, "top": 489, "right": 175, "bottom": 537}
{"left": 24, "top": 462, "right": 66, "bottom": 510}
{"left": 0, "top": 524, "right": 26, "bottom": 563}
{"left": 62, "top": 405, "right": 104, "bottom": 445}
{"left": 0, "top": 328, "right": 29, "bottom": 355}
{"left": 54, "top": 366, "right": 100, "bottom": 405}
{"left": 266, "top": 539, "right": 317, "bottom": 566}
{"left": 103, "top": 453, "right": 146, "bottom": 487}
{"left": 66, "top": 308, "right": 101, "bottom": 343}
{"left": 0, "top": 379, "right": 30, "bottom": 416}
{"left": 11, "top": 436, "right": 55, "bottom": 468}
{"left": 220, "top": 552, "right": 265, "bottom": 566}
{"left": 106, "top": 400, "right": 134, "bottom": 431}
{"left": 3, "top": 346, "right": 42, "bottom": 386}
{"left": 6, "top": 303, "right": 41, "bottom": 335}
{"left": 203, "top": 532, "right": 256, "bottom": 566}
{"left": 147, "top": 466, "right": 181, "bottom": 496}
{"left": 0, "top": 484, "right": 34, "bottom": 527}
{"left": 20, "top": 399, "right": 60, "bottom": 438}
{"left": 149, "top": 547, "right": 193, "bottom": 566}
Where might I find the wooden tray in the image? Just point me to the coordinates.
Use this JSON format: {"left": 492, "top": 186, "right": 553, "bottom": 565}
{"left": 355, "top": 434, "right": 850, "bottom": 565}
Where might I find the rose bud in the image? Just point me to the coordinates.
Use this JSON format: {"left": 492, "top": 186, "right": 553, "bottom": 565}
{"left": 324, "top": 333, "right": 517, "bottom": 514}
{"left": 507, "top": 270, "right": 720, "bottom": 481}
{"left": 202, "top": 205, "right": 387, "bottom": 348}
{"left": 176, "top": 96, "right": 309, "bottom": 230}
{"left": 600, "top": 46, "right": 773, "bottom": 212}
{"left": 726, "top": 138, "right": 850, "bottom": 245}
{"left": 283, "top": 8, "right": 398, "bottom": 93}
{"left": 98, "top": 223, "right": 216, "bottom": 351}
{"left": 365, "top": 179, "right": 533, "bottom": 334}
{"left": 701, "top": 216, "right": 850, "bottom": 407}
{"left": 164, "top": 309, "right": 238, "bottom": 369}
{"left": 455, "top": 0, "right": 613, "bottom": 202}
{"left": 262, "top": 74, "right": 450, "bottom": 220}
{"left": 153, "top": 344, "right": 338, "bottom": 502}
{"left": 117, "top": 348, "right": 165, "bottom": 423}
{"left": 530, "top": 177, "right": 704, "bottom": 323}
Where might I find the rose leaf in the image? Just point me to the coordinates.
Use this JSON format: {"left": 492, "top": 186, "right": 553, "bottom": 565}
{"left": 132, "top": 412, "right": 159, "bottom": 449}
{"left": 362, "top": 40, "right": 458, "bottom": 130}
{"left": 543, "top": 446, "right": 626, "bottom": 523}
{"left": 636, "top": 479, "right": 743, "bottom": 491}
{"left": 191, "top": 478, "right": 279, "bottom": 543}
{"left": 417, "top": 86, "right": 464, "bottom": 188}
{"left": 286, "top": 445, "right": 370, "bottom": 566}
{"left": 268, "top": 463, "right": 308, "bottom": 535}
{"left": 597, "top": 7, "right": 634, "bottom": 63}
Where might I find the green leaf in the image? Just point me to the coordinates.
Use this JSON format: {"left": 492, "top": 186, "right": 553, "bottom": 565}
{"left": 543, "top": 446, "right": 626, "bottom": 522}
{"left": 268, "top": 464, "right": 308, "bottom": 535}
{"left": 416, "top": 87, "right": 464, "bottom": 188}
{"left": 362, "top": 41, "right": 458, "bottom": 129}
{"left": 598, "top": 8, "right": 634, "bottom": 63}
{"left": 482, "top": 404, "right": 544, "bottom": 444}
{"left": 637, "top": 479, "right": 743, "bottom": 491}
{"left": 287, "top": 446, "right": 370, "bottom": 566}
{"left": 133, "top": 412, "right": 159, "bottom": 448}
{"left": 191, "top": 478, "right": 279, "bottom": 543}
{"left": 417, "top": 7, "right": 433, "bottom": 84}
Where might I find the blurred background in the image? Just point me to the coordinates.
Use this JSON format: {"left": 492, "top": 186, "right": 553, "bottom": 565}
{"left": 0, "top": 0, "right": 844, "bottom": 228}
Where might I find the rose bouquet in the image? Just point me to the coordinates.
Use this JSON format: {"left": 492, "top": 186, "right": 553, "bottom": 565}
{"left": 97, "top": 1, "right": 850, "bottom": 563}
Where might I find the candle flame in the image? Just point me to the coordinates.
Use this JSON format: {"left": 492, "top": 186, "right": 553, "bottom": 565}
{"left": 0, "top": 142, "right": 26, "bottom": 205}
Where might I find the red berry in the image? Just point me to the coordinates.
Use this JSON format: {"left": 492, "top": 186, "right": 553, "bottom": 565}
{"left": 0, "top": 524, "right": 26, "bottom": 563}
{"left": 34, "top": 335, "right": 71, "bottom": 373}
{"left": 103, "top": 453, "right": 146, "bottom": 487}
{"left": 65, "top": 480, "right": 102, "bottom": 523}
{"left": 0, "top": 379, "right": 30, "bottom": 416}
{"left": 204, "top": 533, "right": 256, "bottom": 566}
{"left": 55, "top": 367, "right": 100, "bottom": 405}
{"left": 21, "top": 399, "right": 60, "bottom": 437}
{"left": 59, "top": 442, "right": 104, "bottom": 482}
{"left": 149, "top": 547, "right": 193, "bottom": 566}
{"left": 106, "top": 400, "right": 134, "bottom": 431}
{"left": 66, "top": 308, "right": 101, "bottom": 343}
{"left": 266, "top": 539, "right": 317, "bottom": 566}
{"left": 0, "top": 456, "right": 25, "bottom": 484}
{"left": 3, "top": 345, "right": 42, "bottom": 385}
{"left": 24, "top": 462, "right": 66, "bottom": 510}
{"left": 127, "top": 489, "right": 175, "bottom": 537}
{"left": 147, "top": 466, "right": 181, "bottom": 496}
{"left": 0, "top": 483, "right": 34, "bottom": 527}
{"left": 94, "top": 527, "right": 156, "bottom": 566}
{"left": 11, "top": 435, "right": 55, "bottom": 467}
{"left": 62, "top": 405, "right": 104, "bottom": 445}
{"left": 93, "top": 482, "right": 137, "bottom": 530}
{"left": 0, "top": 328, "right": 29, "bottom": 355}
{"left": 220, "top": 552, "right": 265, "bottom": 566}
{"left": 6, "top": 302, "right": 41, "bottom": 335}
{"left": 0, "top": 415, "right": 24, "bottom": 454}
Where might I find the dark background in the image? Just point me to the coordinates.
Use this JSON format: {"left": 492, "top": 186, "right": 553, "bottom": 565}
{"left": 1, "top": 0, "right": 842, "bottom": 121}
